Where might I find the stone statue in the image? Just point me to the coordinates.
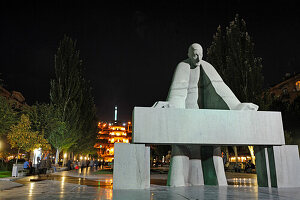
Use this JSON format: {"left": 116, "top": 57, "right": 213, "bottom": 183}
{"left": 154, "top": 43, "right": 258, "bottom": 187}
{"left": 113, "top": 43, "right": 299, "bottom": 189}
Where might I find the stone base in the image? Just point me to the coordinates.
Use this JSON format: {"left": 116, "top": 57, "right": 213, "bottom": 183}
{"left": 273, "top": 145, "right": 300, "bottom": 187}
{"left": 167, "top": 146, "right": 227, "bottom": 187}
{"left": 113, "top": 143, "right": 150, "bottom": 189}
{"left": 255, "top": 145, "right": 300, "bottom": 188}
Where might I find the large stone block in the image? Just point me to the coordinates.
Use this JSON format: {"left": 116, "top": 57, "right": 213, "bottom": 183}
{"left": 133, "top": 107, "right": 285, "bottom": 145}
{"left": 272, "top": 145, "right": 300, "bottom": 188}
{"left": 255, "top": 145, "right": 300, "bottom": 188}
{"left": 113, "top": 143, "right": 150, "bottom": 189}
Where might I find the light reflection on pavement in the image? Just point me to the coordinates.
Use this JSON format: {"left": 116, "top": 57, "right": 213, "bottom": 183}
{"left": 1, "top": 169, "right": 299, "bottom": 199}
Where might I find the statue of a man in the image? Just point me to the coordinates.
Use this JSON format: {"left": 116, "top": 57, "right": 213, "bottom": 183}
{"left": 155, "top": 43, "right": 258, "bottom": 187}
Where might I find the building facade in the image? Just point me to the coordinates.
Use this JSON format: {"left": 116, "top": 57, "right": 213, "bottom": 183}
{"left": 94, "top": 121, "right": 132, "bottom": 162}
{"left": 267, "top": 73, "right": 300, "bottom": 103}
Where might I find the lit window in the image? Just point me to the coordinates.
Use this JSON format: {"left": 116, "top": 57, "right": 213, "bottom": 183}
{"left": 296, "top": 81, "right": 300, "bottom": 91}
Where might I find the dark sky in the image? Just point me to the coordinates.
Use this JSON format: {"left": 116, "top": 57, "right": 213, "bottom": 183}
{"left": 1, "top": 1, "right": 299, "bottom": 121}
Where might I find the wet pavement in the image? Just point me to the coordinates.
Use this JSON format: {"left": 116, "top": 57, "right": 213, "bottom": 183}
{"left": 0, "top": 168, "right": 299, "bottom": 199}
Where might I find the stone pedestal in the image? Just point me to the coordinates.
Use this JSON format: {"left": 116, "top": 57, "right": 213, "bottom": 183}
{"left": 113, "top": 143, "right": 150, "bottom": 189}
{"left": 12, "top": 165, "right": 18, "bottom": 177}
{"left": 255, "top": 145, "right": 300, "bottom": 188}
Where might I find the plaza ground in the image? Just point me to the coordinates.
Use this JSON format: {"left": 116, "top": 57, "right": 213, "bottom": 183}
{"left": 0, "top": 168, "right": 299, "bottom": 199}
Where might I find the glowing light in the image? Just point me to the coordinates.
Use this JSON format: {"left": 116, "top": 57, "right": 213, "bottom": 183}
{"left": 64, "top": 153, "right": 67, "bottom": 158}
{"left": 84, "top": 157, "right": 87, "bottom": 160}
{"left": 80, "top": 156, "right": 83, "bottom": 160}
{"left": 296, "top": 81, "right": 300, "bottom": 91}
{"left": 128, "top": 122, "right": 131, "bottom": 124}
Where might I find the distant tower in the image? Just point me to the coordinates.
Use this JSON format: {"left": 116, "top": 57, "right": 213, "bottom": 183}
{"left": 114, "top": 105, "right": 118, "bottom": 122}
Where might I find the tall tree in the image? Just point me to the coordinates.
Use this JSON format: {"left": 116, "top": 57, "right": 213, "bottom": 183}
{"left": 50, "top": 35, "right": 97, "bottom": 155}
{"left": 207, "top": 15, "right": 265, "bottom": 162}
{"left": 0, "top": 96, "right": 17, "bottom": 136}
{"left": 207, "top": 14, "right": 264, "bottom": 104}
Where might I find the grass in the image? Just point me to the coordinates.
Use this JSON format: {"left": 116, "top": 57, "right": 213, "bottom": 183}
{"left": 0, "top": 170, "right": 12, "bottom": 178}
{"left": 93, "top": 169, "right": 113, "bottom": 174}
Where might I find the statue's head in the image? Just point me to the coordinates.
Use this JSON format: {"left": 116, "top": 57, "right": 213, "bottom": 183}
{"left": 188, "top": 43, "right": 203, "bottom": 67}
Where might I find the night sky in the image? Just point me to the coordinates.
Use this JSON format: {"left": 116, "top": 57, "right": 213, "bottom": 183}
{"left": 1, "top": 1, "right": 299, "bottom": 121}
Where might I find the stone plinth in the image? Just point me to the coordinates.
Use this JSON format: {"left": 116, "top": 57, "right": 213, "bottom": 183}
{"left": 133, "top": 107, "right": 285, "bottom": 145}
{"left": 113, "top": 143, "right": 150, "bottom": 189}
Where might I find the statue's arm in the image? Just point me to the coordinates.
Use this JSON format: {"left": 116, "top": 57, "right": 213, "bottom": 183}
{"left": 165, "top": 62, "right": 190, "bottom": 108}
{"left": 201, "top": 60, "right": 258, "bottom": 110}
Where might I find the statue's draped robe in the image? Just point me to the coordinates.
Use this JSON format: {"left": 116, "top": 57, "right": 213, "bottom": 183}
{"left": 166, "top": 60, "right": 241, "bottom": 186}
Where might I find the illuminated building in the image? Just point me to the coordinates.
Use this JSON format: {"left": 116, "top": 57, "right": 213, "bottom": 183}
{"left": 267, "top": 73, "right": 300, "bottom": 103}
{"left": 0, "top": 85, "right": 29, "bottom": 110}
{"left": 94, "top": 121, "right": 132, "bottom": 162}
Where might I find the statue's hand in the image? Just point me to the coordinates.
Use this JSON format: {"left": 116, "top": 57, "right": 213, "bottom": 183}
{"left": 152, "top": 101, "right": 173, "bottom": 108}
{"left": 235, "top": 103, "right": 259, "bottom": 111}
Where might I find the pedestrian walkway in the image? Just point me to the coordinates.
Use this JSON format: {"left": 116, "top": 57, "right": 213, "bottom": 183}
{"left": 0, "top": 168, "right": 299, "bottom": 199}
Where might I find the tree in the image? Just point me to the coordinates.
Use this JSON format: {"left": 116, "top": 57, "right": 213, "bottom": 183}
{"left": 7, "top": 114, "right": 49, "bottom": 164}
{"left": 0, "top": 96, "right": 17, "bottom": 136}
{"left": 50, "top": 35, "right": 97, "bottom": 156}
{"left": 23, "top": 103, "right": 76, "bottom": 164}
{"left": 207, "top": 15, "right": 264, "bottom": 162}
{"left": 0, "top": 73, "right": 3, "bottom": 87}
{"left": 207, "top": 14, "right": 264, "bottom": 104}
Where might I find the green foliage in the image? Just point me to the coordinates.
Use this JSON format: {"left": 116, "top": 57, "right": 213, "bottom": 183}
{"left": 207, "top": 14, "right": 264, "bottom": 104}
{"left": 262, "top": 94, "right": 300, "bottom": 145}
{"left": 50, "top": 35, "right": 97, "bottom": 154}
{"left": 7, "top": 114, "right": 50, "bottom": 153}
{"left": 0, "top": 171, "right": 12, "bottom": 178}
{"left": 23, "top": 103, "right": 76, "bottom": 151}
{"left": 151, "top": 145, "right": 171, "bottom": 160}
{"left": 0, "top": 73, "right": 3, "bottom": 87}
{"left": 0, "top": 96, "right": 18, "bottom": 136}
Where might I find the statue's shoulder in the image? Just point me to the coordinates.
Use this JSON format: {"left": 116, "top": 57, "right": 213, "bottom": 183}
{"left": 200, "top": 60, "right": 213, "bottom": 68}
{"left": 174, "top": 60, "right": 190, "bottom": 73}
{"left": 200, "top": 60, "right": 223, "bottom": 81}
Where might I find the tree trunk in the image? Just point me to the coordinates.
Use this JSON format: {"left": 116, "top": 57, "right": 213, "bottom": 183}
{"left": 63, "top": 151, "right": 67, "bottom": 167}
{"left": 225, "top": 146, "right": 229, "bottom": 162}
{"left": 16, "top": 148, "right": 20, "bottom": 164}
{"left": 248, "top": 146, "right": 255, "bottom": 165}
{"left": 233, "top": 146, "right": 238, "bottom": 163}
{"left": 55, "top": 148, "right": 61, "bottom": 165}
